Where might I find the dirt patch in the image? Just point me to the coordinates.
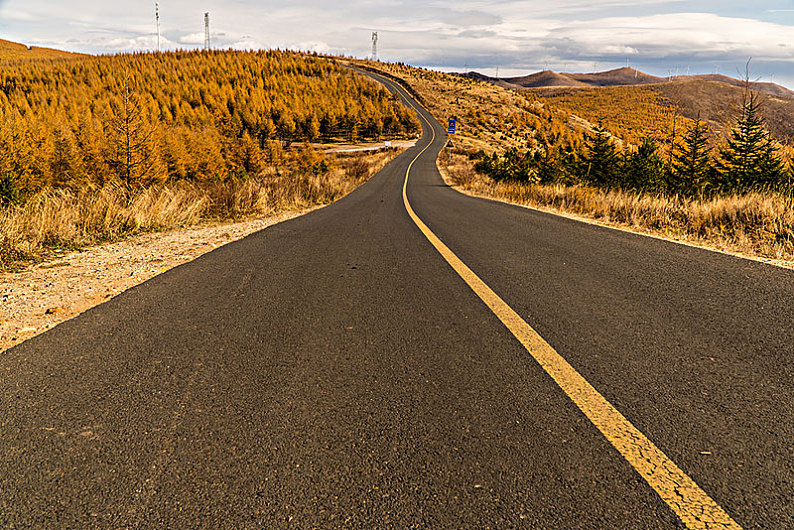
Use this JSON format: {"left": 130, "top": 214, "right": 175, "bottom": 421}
{"left": 320, "top": 140, "right": 417, "bottom": 154}
{"left": 0, "top": 210, "right": 309, "bottom": 353}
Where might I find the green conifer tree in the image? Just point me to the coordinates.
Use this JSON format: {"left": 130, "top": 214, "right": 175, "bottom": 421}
{"left": 624, "top": 137, "right": 666, "bottom": 192}
{"left": 672, "top": 118, "right": 712, "bottom": 195}
{"left": 717, "top": 90, "right": 782, "bottom": 192}
{"left": 581, "top": 126, "right": 618, "bottom": 188}
{"left": 757, "top": 139, "right": 785, "bottom": 191}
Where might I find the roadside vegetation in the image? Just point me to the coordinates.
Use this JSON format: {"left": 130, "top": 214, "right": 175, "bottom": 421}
{"left": 472, "top": 89, "right": 792, "bottom": 196}
{"left": 443, "top": 153, "right": 794, "bottom": 261}
{"left": 0, "top": 48, "right": 419, "bottom": 268}
{"left": 1, "top": 149, "right": 398, "bottom": 269}
{"left": 358, "top": 59, "right": 794, "bottom": 262}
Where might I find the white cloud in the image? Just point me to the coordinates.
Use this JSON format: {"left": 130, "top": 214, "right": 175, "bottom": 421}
{"left": 541, "top": 13, "right": 794, "bottom": 61}
{"left": 178, "top": 33, "right": 205, "bottom": 46}
{"left": 1, "top": 8, "right": 35, "bottom": 21}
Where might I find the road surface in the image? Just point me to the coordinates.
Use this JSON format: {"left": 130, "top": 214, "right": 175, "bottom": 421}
{"left": 1, "top": 70, "right": 792, "bottom": 528}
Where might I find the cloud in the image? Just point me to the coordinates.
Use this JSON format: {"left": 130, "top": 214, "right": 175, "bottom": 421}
{"left": 440, "top": 10, "right": 502, "bottom": 27}
{"left": 1, "top": 8, "right": 34, "bottom": 21}
{"left": 538, "top": 13, "right": 794, "bottom": 61}
{"left": 178, "top": 33, "right": 204, "bottom": 46}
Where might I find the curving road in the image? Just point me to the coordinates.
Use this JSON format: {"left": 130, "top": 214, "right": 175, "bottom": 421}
{"left": 1, "top": 69, "right": 792, "bottom": 528}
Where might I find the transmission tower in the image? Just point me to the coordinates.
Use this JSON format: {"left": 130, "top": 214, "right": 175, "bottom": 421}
{"left": 371, "top": 32, "right": 378, "bottom": 61}
{"left": 155, "top": 2, "right": 161, "bottom": 52}
{"left": 204, "top": 12, "right": 211, "bottom": 51}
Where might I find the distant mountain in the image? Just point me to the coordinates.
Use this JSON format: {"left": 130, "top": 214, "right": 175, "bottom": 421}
{"left": 688, "top": 74, "right": 794, "bottom": 99}
{"left": 565, "top": 67, "right": 665, "bottom": 87}
{"left": 465, "top": 66, "right": 794, "bottom": 99}
{"left": 499, "top": 70, "right": 590, "bottom": 88}
{"left": 464, "top": 66, "right": 794, "bottom": 141}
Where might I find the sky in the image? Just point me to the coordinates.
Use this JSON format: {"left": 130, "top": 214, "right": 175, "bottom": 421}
{"left": 1, "top": 0, "right": 793, "bottom": 88}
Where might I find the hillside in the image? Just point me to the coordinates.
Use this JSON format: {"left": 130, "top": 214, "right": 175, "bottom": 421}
{"left": 567, "top": 67, "right": 665, "bottom": 87}
{"left": 529, "top": 84, "right": 689, "bottom": 147}
{"left": 655, "top": 78, "right": 794, "bottom": 140}
{"left": 470, "top": 67, "right": 665, "bottom": 90}
{"left": 0, "top": 38, "right": 81, "bottom": 61}
{"left": 467, "top": 67, "right": 794, "bottom": 143}
{"left": 352, "top": 59, "right": 588, "bottom": 157}
{"left": 536, "top": 78, "right": 794, "bottom": 142}
{"left": 690, "top": 74, "right": 794, "bottom": 99}
{"left": 495, "top": 70, "right": 589, "bottom": 88}
{"left": 0, "top": 48, "right": 419, "bottom": 195}
{"left": 500, "top": 67, "right": 664, "bottom": 88}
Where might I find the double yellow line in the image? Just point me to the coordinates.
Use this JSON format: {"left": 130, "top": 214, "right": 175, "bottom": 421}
{"left": 395, "top": 78, "right": 741, "bottom": 530}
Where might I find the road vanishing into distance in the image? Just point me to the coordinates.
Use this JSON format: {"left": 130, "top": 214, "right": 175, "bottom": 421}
{"left": 2, "top": 71, "right": 793, "bottom": 529}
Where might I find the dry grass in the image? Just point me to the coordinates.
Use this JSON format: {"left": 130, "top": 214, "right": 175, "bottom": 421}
{"left": 441, "top": 152, "right": 794, "bottom": 262}
{"left": 0, "top": 149, "right": 398, "bottom": 269}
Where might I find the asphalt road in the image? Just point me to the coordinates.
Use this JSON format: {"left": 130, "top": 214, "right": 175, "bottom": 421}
{"left": 1, "top": 71, "right": 792, "bottom": 529}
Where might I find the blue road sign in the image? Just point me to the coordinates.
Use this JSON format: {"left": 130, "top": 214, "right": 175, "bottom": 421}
{"left": 448, "top": 118, "right": 457, "bottom": 135}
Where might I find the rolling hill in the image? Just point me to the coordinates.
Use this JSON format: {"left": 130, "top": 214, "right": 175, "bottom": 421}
{"left": 471, "top": 67, "right": 664, "bottom": 89}
{"left": 466, "top": 67, "right": 794, "bottom": 142}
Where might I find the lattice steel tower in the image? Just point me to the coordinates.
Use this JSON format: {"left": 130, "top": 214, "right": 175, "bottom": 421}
{"left": 204, "top": 13, "right": 211, "bottom": 51}
{"left": 371, "top": 32, "right": 378, "bottom": 61}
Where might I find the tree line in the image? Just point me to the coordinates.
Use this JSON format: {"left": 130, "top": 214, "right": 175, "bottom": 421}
{"left": 473, "top": 89, "right": 792, "bottom": 196}
{"left": 0, "top": 50, "right": 419, "bottom": 202}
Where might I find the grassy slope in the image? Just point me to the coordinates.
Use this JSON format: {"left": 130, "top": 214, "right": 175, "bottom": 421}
{"left": 349, "top": 59, "right": 589, "bottom": 155}
{"left": 654, "top": 79, "right": 794, "bottom": 141}
{"left": 0, "top": 148, "right": 404, "bottom": 270}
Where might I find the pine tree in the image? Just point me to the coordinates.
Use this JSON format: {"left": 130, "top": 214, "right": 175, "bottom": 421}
{"left": 581, "top": 126, "right": 618, "bottom": 187}
{"left": 672, "top": 118, "right": 711, "bottom": 194}
{"left": 716, "top": 90, "right": 781, "bottom": 192}
{"left": 624, "top": 137, "right": 666, "bottom": 192}
{"left": 473, "top": 148, "right": 536, "bottom": 182}
{"left": 107, "top": 72, "right": 157, "bottom": 187}
{"left": 535, "top": 144, "right": 567, "bottom": 185}
{"left": 757, "top": 139, "right": 785, "bottom": 191}
{"left": 0, "top": 173, "right": 21, "bottom": 206}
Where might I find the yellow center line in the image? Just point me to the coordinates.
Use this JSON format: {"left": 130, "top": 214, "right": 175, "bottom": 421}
{"left": 387, "top": 73, "right": 741, "bottom": 530}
